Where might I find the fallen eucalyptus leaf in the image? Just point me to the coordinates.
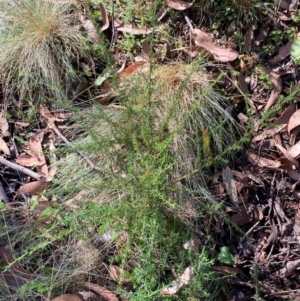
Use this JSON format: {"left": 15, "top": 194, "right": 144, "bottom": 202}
{"left": 192, "top": 29, "right": 238, "bottom": 62}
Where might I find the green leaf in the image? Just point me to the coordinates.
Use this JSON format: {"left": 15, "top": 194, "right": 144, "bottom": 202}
{"left": 217, "top": 246, "right": 235, "bottom": 265}
{"left": 291, "top": 37, "right": 300, "bottom": 63}
{"left": 30, "top": 199, "right": 39, "bottom": 211}
{"left": 41, "top": 206, "right": 59, "bottom": 217}
{"left": 0, "top": 202, "right": 6, "bottom": 210}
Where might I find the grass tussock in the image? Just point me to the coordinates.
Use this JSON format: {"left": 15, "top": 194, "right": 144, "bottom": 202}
{"left": 0, "top": 0, "right": 89, "bottom": 103}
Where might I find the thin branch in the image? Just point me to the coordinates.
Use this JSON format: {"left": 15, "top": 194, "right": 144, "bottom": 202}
{"left": 0, "top": 156, "right": 43, "bottom": 181}
{"left": 183, "top": 13, "right": 194, "bottom": 35}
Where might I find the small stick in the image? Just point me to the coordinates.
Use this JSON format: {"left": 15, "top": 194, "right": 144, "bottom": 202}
{"left": 110, "top": 0, "right": 115, "bottom": 49}
{"left": 183, "top": 13, "right": 194, "bottom": 35}
{"left": 0, "top": 156, "right": 43, "bottom": 181}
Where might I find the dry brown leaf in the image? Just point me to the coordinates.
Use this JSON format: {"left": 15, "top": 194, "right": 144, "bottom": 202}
{"left": 212, "top": 265, "right": 241, "bottom": 275}
{"left": 18, "top": 180, "right": 48, "bottom": 195}
{"left": 79, "top": 282, "right": 118, "bottom": 301}
{"left": 51, "top": 294, "right": 83, "bottom": 301}
{"left": 39, "top": 105, "right": 57, "bottom": 126}
{"left": 99, "top": 3, "right": 109, "bottom": 31}
{"left": 231, "top": 203, "right": 253, "bottom": 226}
{"left": 157, "top": 7, "right": 167, "bottom": 21}
{"left": 109, "top": 265, "right": 131, "bottom": 283}
{"left": 0, "top": 111, "right": 9, "bottom": 137}
{"left": 222, "top": 166, "right": 239, "bottom": 208}
{"left": 288, "top": 109, "right": 300, "bottom": 135}
{"left": 78, "top": 291, "right": 98, "bottom": 300}
{"left": 161, "top": 267, "right": 193, "bottom": 295}
{"left": 0, "top": 137, "right": 10, "bottom": 156}
{"left": 288, "top": 141, "right": 300, "bottom": 159}
{"left": 276, "top": 143, "right": 299, "bottom": 168}
{"left": 244, "top": 25, "right": 255, "bottom": 53}
{"left": 252, "top": 124, "right": 286, "bottom": 142}
{"left": 114, "top": 19, "right": 163, "bottom": 35}
{"left": 79, "top": 14, "right": 100, "bottom": 43}
{"left": 273, "top": 104, "right": 296, "bottom": 125}
{"left": 268, "top": 41, "right": 292, "bottom": 63}
{"left": 255, "top": 24, "right": 269, "bottom": 45}
{"left": 165, "top": 0, "right": 194, "bottom": 10}
{"left": 246, "top": 152, "right": 281, "bottom": 168}
{"left": 0, "top": 247, "right": 33, "bottom": 291}
{"left": 264, "top": 72, "right": 282, "bottom": 111}
{"left": 142, "top": 40, "right": 150, "bottom": 61}
{"left": 192, "top": 29, "right": 238, "bottom": 62}
{"left": 23, "top": 130, "right": 45, "bottom": 161}
{"left": 15, "top": 154, "right": 44, "bottom": 167}
{"left": 238, "top": 72, "right": 249, "bottom": 95}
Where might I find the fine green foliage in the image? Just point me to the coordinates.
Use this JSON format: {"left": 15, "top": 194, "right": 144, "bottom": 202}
{"left": 31, "top": 59, "right": 240, "bottom": 300}
{"left": 0, "top": 0, "right": 90, "bottom": 103}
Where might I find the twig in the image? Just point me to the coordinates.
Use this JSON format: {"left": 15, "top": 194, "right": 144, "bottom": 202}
{"left": 0, "top": 156, "right": 43, "bottom": 181}
{"left": 110, "top": 0, "right": 115, "bottom": 48}
{"left": 183, "top": 13, "right": 194, "bottom": 35}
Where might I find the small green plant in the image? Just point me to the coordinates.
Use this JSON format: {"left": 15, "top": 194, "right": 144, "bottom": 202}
{"left": 0, "top": 0, "right": 90, "bottom": 104}
{"left": 291, "top": 36, "right": 300, "bottom": 63}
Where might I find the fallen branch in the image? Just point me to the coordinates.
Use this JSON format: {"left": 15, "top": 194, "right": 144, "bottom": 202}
{"left": 0, "top": 156, "right": 43, "bottom": 181}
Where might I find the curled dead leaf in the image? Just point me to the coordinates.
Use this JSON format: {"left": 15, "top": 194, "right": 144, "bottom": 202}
{"left": 288, "top": 109, "right": 300, "bottom": 135}
{"left": 18, "top": 180, "right": 48, "bottom": 195}
{"left": 255, "top": 24, "right": 269, "bottom": 46}
{"left": 0, "top": 247, "right": 33, "bottom": 291}
{"left": 165, "top": 0, "right": 194, "bottom": 10}
{"left": 268, "top": 41, "right": 292, "bottom": 63}
{"left": 275, "top": 143, "right": 299, "bottom": 168}
{"left": 161, "top": 267, "right": 193, "bottom": 295}
{"left": 79, "top": 282, "right": 118, "bottom": 301}
{"left": 0, "top": 137, "right": 10, "bottom": 156}
{"left": 109, "top": 265, "right": 131, "bottom": 283}
{"left": 273, "top": 104, "right": 296, "bottom": 125}
{"left": 15, "top": 154, "right": 44, "bottom": 167}
{"left": 99, "top": 3, "right": 109, "bottom": 31}
{"left": 79, "top": 14, "right": 100, "bottom": 43}
{"left": 246, "top": 151, "right": 281, "bottom": 169}
{"left": 222, "top": 166, "right": 239, "bottom": 208}
{"left": 244, "top": 25, "right": 255, "bottom": 53}
{"left": 252, "top": 124, "right": 286, "bottom": 142}
{"left": 264, "top": 72, "right": 282, "bottom": 111}
{"left": 288, "top": 141, "right": 300, "bottom": 159}
{"left": 192, "top": 29, "right": 238, "bottom": 62}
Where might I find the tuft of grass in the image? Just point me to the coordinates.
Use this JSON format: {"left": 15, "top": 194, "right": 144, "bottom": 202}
{"left": 0, "top": 0, "right": 90, "bottom": 104}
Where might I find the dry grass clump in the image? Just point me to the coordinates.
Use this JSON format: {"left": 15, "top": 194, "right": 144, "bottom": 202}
{"left": 0, "top": 0, "right": 89, "bottom": 103}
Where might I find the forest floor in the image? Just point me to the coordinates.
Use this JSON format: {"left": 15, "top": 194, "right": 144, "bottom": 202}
{"left": 1, "top": 0, "right": 300, "bottom": 300}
